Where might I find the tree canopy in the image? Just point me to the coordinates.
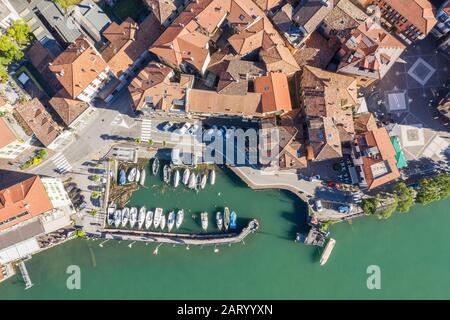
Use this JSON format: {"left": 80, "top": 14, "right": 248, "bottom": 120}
{"left": 416, "top": 173, "right": 450, "bottom": 205}
{"left": 394, "top": 182, "right": 415, "bottom": 213}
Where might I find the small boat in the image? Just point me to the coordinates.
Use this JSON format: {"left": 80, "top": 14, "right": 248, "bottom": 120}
{"left": 107, "top": 203, "right": 116, "bottom": 225}
{"left": 153, "top": 208, "right": 162, "bottom": 229}
{"left": 223, "top": 207, "right": 230, "bottom": 231}
{"left": 145, "top": 211, "right": 154, "bottom": 230}
{"left": 160, "top": 213, "right": 166, "bottom": 231}
{"left": 182, "top": 168, "right": 190, "bottom": 186}
{"left": 163, "top": 165, "right": 171, "bottom": 183}
{"left": 152, "top": 158, "right": 159, "bottom": 176}
{"left": 127, "top": 168, "right": 137, "bottom": 182}
{"left": 188, "top": 172, "right": 196, "bottom": 189}
{"left": 196, "top": 173, "right": 202, "bottom": 189}
{"left": 175, "top": 209, "right": 184, "bottom": 229}
{"left": 167, "top": 211, "right": 175, "bottom": 232}
{"left": 129, "top": 207, "right": 138, "bottom": 228}
{"left": 135, "top": 169, "right": 141, "bottom": 183}
{"left": 118, "top": 170, "right": 126, "bottom": 186}
{"left": 137, "top": 206, "right": 146, "bottom": 229}
{"left": 200, "top": 173, "right": 207, "bottom": 190}
{"left": 173, "top": 170, "right": 180, "bottom": 188}
{"left": 320, "top": 238, "right": 336, "bottom": 266}
{"left": 209, "top": 169, "right": 216, "bottom": 185}
{"left": 121, "top": 207, "right": 130, "bottom": 227}
{"left": 216, "top": 211, "right": 223, "bottom": 231}
{"left": 114, "top": 210, "right": 122, "bottom": 228}
{"left": 229, "top": 211, "right": 237, "bottom": 230}
{"left": 201, "top": 212, "right": 208, "bottom": 231}
{"left": 139, "top": 168, "right": 146, "bottom": 186}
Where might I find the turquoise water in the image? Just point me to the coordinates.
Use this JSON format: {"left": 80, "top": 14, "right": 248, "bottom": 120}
{"left": 1, "top": 166, "right": 450, "bottom": 299}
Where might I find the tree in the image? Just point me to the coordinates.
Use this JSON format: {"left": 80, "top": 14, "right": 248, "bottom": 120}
{"left": 378, "top": 196, "right": 398, "bottom": 220}
{"left": 134, "top": 138, "right": 141, "bottom": 144}
{"left": 0, "top": 64, "right": 8, "bottom": 83}
{"left": 7, "top": 20, "right": 33, "bottom": 47}
{"left": 362, "top": 197, "right": 379, "bottom": 215}
{"left": 416, "top": 174, "right": 450, "bottom": 205}
{"left": 0, "top": 35, "right": 23, "bottom": 63}
{"left": 91, "top": 191, "right": 100, "bottom": 199}
{"left": 394, "top": 182, "right": 415, "bottom": 213}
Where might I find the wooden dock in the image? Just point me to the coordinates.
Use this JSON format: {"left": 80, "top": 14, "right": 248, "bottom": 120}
{"left": 96, "top": 219, "right": 259, "bottom": 246}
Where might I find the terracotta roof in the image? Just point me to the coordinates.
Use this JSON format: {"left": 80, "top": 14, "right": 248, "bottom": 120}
{"left": 254, "top": 72, "right": 292, "bottom": 114}
{"left": 292, "top": 0, "right": 334, "bottom": 34}
{"left": 260, "top": 44, "right": 300, "bottom": 75}
{"left": 49, "top": 37, "right": 108, "bottom": 99}
{"left": 322, "top": 0, "right": 367, "bottom": 38}
{"left": 293, "top": 31, "right": 340, "bottom": 68}
{"left": 0, "top": 118, "right": 17, "bottom": 149}
{"left": 49, "top": 93, "right": 89, "bottom": 127}
{"left": 14, "top": 98, "right": 61, "bottom": 147}
{"left": 216, "top": 59, "right": 266, "bottom": 95}
{"left": 27, "top": 41, "right": 55, "bottom": 73}
{"left": 145, "top": 0, "right": 178, "bottom": 24}
{"left": 308, "top": 117, "right": 342, "bottom": 160}
{"left": 254, "top": 0, "right": 282, "bottom": 12}
{"left": 0, "top": 170, "right": 53, "bottom": 232}
{"left": 186, "top": 89, "right": 263, "bottom": 116}
{"left": 381, "top": 0, "right": 437, "bottom": 34}
{"left": 354, "top": 112, "right": 377, "bottom": 133}
{"left": 101, "top": 15, "right": 163, "bottom": 77}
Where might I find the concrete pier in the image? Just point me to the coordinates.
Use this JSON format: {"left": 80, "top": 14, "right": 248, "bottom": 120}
{"left": 96, "top": 219, "right": 259, "bottom": 246}
{"left": 18, "top": 261, "right": 33, "bottom": 290}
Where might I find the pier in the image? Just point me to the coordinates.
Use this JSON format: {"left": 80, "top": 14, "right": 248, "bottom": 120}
{"left": 97, "top": 219, "right": 259, "bottom": 246}
{"left": 18, "top": 261, "right": 33, "bottom": 290}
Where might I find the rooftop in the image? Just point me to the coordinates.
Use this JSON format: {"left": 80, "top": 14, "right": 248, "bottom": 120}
{"left": 0, "top": 118, "right": 17, "bottom": 149}
{"left": 48, "top": 93, "right": 89, "bottom": 127}
{"left": 254, "top": 72, "right": 292, "bottom": 114}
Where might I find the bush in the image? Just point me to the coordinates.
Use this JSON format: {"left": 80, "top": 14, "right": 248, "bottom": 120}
{"left": 91, "top": 191, "right": 100, "bottom": 199}
{"left": 362, "top": 197, "right": 379, "bottom": 215}
{"left": 394, "top": 182, "right": 415, "bottom": 213}
{"left": 416, "top": 173, "right": 450, "bottom": 205}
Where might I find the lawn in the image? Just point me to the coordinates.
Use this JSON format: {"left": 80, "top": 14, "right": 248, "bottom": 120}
{"left": 102, "top": 0, "right": 148, "bottom": 22}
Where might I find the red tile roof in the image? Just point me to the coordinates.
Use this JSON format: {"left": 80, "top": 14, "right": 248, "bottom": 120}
{"left": 254, "top": 72, "right": 292, "bottom": 114}
{"left": 0, "top": 118, "right": 16, "bottom": 149}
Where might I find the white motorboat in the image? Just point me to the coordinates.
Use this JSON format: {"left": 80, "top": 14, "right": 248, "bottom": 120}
{"left": 173, "top": 170, "right": 180, "bottom": 188}
{"left": 153, "top": 208, "right": 162, "bottom": 229}
{"left": 223, "top": 207, "right": 230, "bottom": 231}
{"left": 160, "top": 213, "right": 166, "bottom": 231}
{"left": 175, "top": 209, "right": 184, "bottom": 229}
{"left": 201, "top": 212, "right": 208, "bottom": 231}
{"left": 152, "top": 158, "right": 159, "bottom": 176}
{"left": 114, "top": 210, "right": 122, "bottom": 228}
{"left": 135, "top": 169, "right": 141, "bottom": 183}
{"left": 107, "top": 203, "right": 116, "bottom": 225}
{"left": 127, "top": 168, "right": 137, "bottom": 182}
{"left": 182, "top": 168, "right": 190, "bottom": 186}
{"left": 216, "top": 211, "right": 223, "bottom": 231}
{"left": 200, "top": 173, "right": 207, "bottom": 190}
{"left": 121, "top": 207, "right": 130, "bottom": 227}
{"left": 163, "top": 165, "right": 171, "bottom": 183}
{"left": 167, "top": 211, "right": 175, "bottom": 232}
{"left": 209, "top": 169, "right": 216, "bottom": 185}
{"left": 139, "top": 168, "right": 146, "bottom": 186}
{"left": 129, "top": 207, "right": 138, "bottom": 228}
{"left": 188, "top": 172, "right": 196, "bottom": 189}
{"left": 138, "top": 206, "right": 146, "bottom": 229}
{"left": 145, "top": 211, "right": 154, "bottom": 230}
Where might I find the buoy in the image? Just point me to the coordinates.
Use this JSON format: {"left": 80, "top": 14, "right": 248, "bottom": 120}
{"left": 214, "top": 248, "right": 219, "bottom": 253}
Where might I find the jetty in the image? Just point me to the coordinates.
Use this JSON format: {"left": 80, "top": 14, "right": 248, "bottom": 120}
{"left": 97, "top": 219, "right": 259, "bottom": 246}
{"left": 18, "top": 260, "right": 33, "bottom": 289}
{"left": 320, "top": 238, "right": 336, "bottom": 266}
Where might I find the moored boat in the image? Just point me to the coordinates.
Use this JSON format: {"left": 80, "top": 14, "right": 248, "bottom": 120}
{"left": 135, "top": 169, "right": 141, "bottom": 183}
{"left": 200, "top": 173, "right": 207, "bottom": 190}
{"left": 209, "top": 169, "right": 216, "bottom": 185}
{"left": 223, "top": 207, "right": 230, "bottom": 231}
{"left": 160, "top": 213, "right": 166, "bottom": 231}
{"left": 153, "top": 208, "right": 162, "bottom": 229}
{"left": 107, "top": 203, "right": 116, "bottom": 225}
{"left": 127, "top": 168, "right": 137, "bottom": 182}
{"left": 139, "top": 168, "right": 146, "bottom": 186}
{"left": 114, "top": 210, "right": 122, "bottom": 228}
{"left": 118, "top": 170, "right": 126, "bottom": 186}
{"left": 129, "top": 207, "right": 138, "bottom": 228}
{"left": 188, "top": 172, "right": 196, "bottom": 189}
{"left": 182, "top": 168, "right": 190, "bottom": 186}
{"left": 229, "top": 211, "right": 237, "bottom": 230}
{"left": 145, "top": 211, "right": 154, "bottom": 230}
{"left": 201, "top": 212, "right": 208, "bottom": 231}
{"left": 138, "top": 206, "right": 146, "bottom": 229}
{"left": 216, "top": 211, "right": 223, "bottom": 231}
{"left": 121, "top": 207, "right": 130, "bottom": 227}
{"left": 163, "top": 165, "right": 171, "bottom": 183}
{"left": 320, "top": 238, "right": 336, "bottom": 266}
{"left": 175, "top": 209, "right": 184, "bottom": 229}
{"left": 152, "top": 158, "right": 159, "bottom": 176}
{"left": 173, "top": 170, "right": 180, "bottom": 188}
{"left": 196, "top": 173, "right": 202, "bottom": 189}
{"left": 167, "top": 211, "right": 175, "bottom": 232}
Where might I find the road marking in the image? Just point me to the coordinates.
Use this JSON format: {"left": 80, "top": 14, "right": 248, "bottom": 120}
{"left": 141, "top": 119, "right": 152, "bottom": 142}
{"left": 52, "top": 153, "right": 72, "bottom": 174}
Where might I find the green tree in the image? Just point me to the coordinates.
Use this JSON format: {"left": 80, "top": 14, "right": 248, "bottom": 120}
{"left": 378, "top": 196, "right": 398, "bottom": 220}
{"left": 92, "top": 175, "right": 100, "bottom": 182}
{"left": 0, "top": 35, "right": 23, "bottom": 63}
{"left": 7, "top": 20, "right": 33, "bottom": 47}
{"left": 36, "top": 149, "right": 47, "bottom": 159}
{"left": 91, "top": 191, "right": 100, "bottom": 199}
{"left": 134, "top": 138, "right": 141, "bottom": 144}
{"left": 416, "top": 174, "right": 450, "bottom": 205}
{"left": 394, "top": 182, "right": 415, "bottom": 213}
{"left": 0, "top": 64, "right": 8, "bottom": 83}
{"left": 362, "top": 197, "right": 379, "bottom": 215}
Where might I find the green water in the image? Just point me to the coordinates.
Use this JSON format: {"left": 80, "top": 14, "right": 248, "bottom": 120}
{"left": 1, "top": 166, "right": 450, "bottom": 299}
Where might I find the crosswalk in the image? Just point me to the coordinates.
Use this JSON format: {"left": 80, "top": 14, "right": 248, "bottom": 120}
{"left": 52, "top": 153, "right": 72, "bottom": 174}
{"left": 141, "top": 119, "right": 152, "bottom": 142}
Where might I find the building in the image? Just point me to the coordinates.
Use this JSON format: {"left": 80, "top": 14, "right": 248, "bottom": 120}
{"left": 14, "top": 98, "right": 62, "bottom": 148}
{"left": 254, "top": 72, "right": 292, "bottom": 115}
{"left": 369, "top": 0, "right": 437, "bottom": 43}
{"left": 336, "top": 17, "right": 406, "bottom": 87}
{"left": 352, "top": 127, "right": 400, "bottom": 190}
{"left": 300, "top": 65, "right": 358, "bottom": 161}
{"left": 0, "top": 0, "right": 19, "bottom": 30}
{"left": 432, "top": 0, "right": 450, "bottom": 38}
{"left": 48, "top": 94, "right": 90, "bottom": 128}
{"left": 144, "top": 0, "right": 189, "bottom": 27}
{"left": 49, "top": 37, "right": 113, "bottom": 103}
{"left": 437, "top": 93, "right": 450, "bottom": 120}
{"left": 128, "top": 62, "right": 194, "bottom": 114}
{"left": 0, "top": 118, "right": 30, "bottom": 160}
{"left": 254, "top": 0, "right": 283, "bottom": 13}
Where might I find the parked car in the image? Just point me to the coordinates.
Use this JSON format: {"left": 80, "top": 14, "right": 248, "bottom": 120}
{"left": 175, "top": 122, "right": 192, "bottom": 135}
{"left": 188, "top": 124, "right": 200, "bottom": 135}
{"left": 309, "top": 175, "right": 321, "bottom": 182}
{"left": 77, "top": 201, "right": 87, "bottom": 210}
{"left": 315, "top": 200, "right": 323, "bottom": 212}
{"left": 338, "top": 205, "right": 353, "bottom": 214}
{"left": 162, "top": 121, "right": 174, "bottom": 132}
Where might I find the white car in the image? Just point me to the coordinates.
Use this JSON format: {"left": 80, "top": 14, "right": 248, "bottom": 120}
{"left": 175, "top": 122, "right": 192, "bottom": 135}
{"left": 309, "top": 175, "right": 321, "bottom": 182}
{"left": 315, "top": 200, "right": 323, "bottom": 212}
{"left": 162, "top": 121, "right": 174, "bottom": 131}
{"left": 188, "top": 124, "right": 200, "bottom": 135}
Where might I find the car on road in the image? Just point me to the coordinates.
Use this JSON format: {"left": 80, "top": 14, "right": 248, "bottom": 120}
{"left": 161, "top": 121, "right": 174, "bottom": 132}
{"left": 315, "top": 200, "right": 323, "bottom": 212}
{"left": 309, "top": 175, "right": 321, "bottom": 182}
{"left": 175, "top": 122, "right": 192, "bottom": 135}
{"left": 77, "top": 201, "right": 87, "bottom": 210}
